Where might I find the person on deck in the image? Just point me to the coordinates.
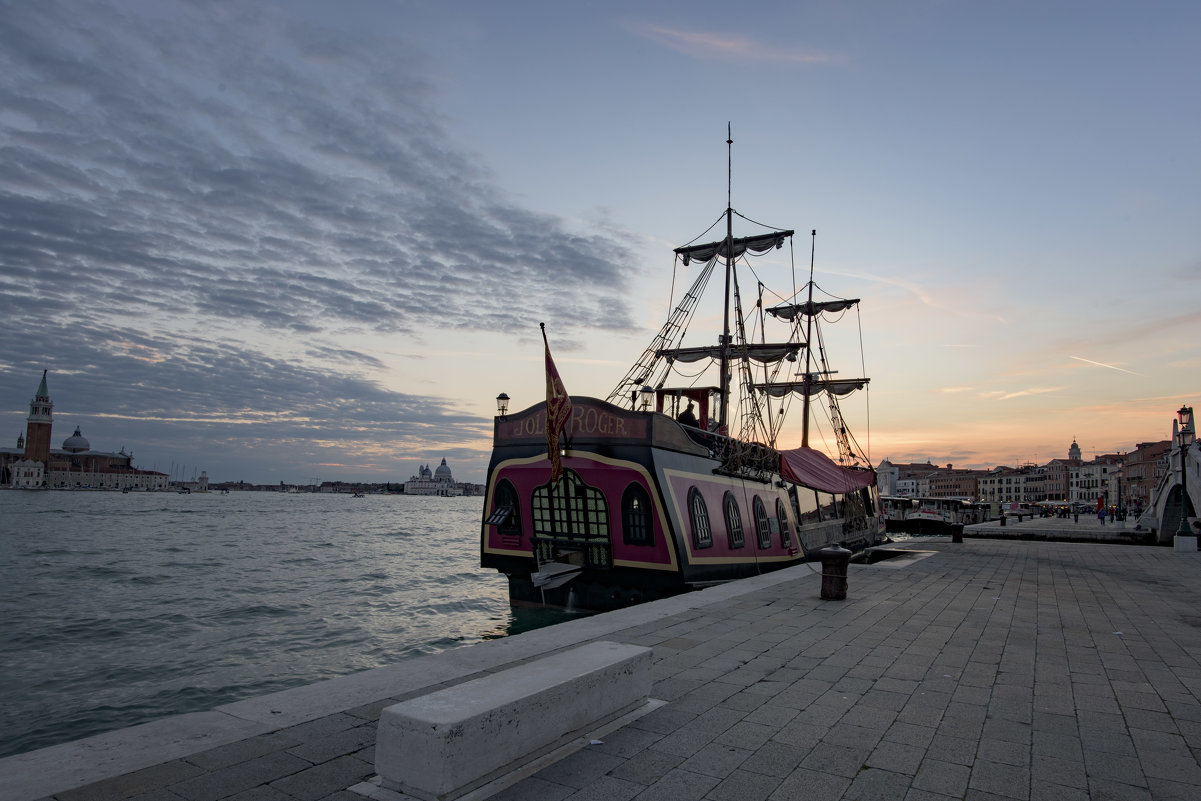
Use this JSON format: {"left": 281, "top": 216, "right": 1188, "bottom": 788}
{"left": 677, "top": 402, "right": 698, "bottom": 427}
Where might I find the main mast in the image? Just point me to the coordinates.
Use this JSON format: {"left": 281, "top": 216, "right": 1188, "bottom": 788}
{"left": 719, "top": 125, "right": 734, "bottom": 429}
{"left": 801, "top": 230, "right": 816, "bottom": 447}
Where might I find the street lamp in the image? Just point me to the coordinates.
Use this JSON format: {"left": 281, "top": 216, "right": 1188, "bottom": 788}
{"left": 495, "top": 392, "right": 509, "bottom": 417}
{"left": 1178, "top": 405, "right": 1195, "bottom": 542}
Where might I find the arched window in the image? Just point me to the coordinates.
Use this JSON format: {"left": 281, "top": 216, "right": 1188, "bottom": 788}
{"left": 532, "top": 469, "right": 608, "bottom": 540}
{"left": 723, "top": 493, "right": 744, "bottom": 549}
{"left": 753, "top": 496, "right": 771, "bottom": 549}
{"left": 485, "top": 478, "right": 522, "bottom": 539}
{"left": 622, "top": 483, "right": 654, "bottom": 546}
{"left": 776, "top": 498, "right": 792, "bottom": 548}
{"left": 688, "top": 488, "right": 712, "bottom": 549}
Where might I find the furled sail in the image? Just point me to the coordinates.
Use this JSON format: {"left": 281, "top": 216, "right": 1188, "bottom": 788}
{"left": 779, "top": 446, "right": 875, "bottom": 493}
{"left": 766, "top": 298, "right": 859, "bottom": 321}
{"left": 658, "top": 342, "right": 801, "bottom": 364}
{"left": 753, "top": 377, "right": 869, "bottom": 398}
{"left": 675, "top": 230, "right": 793, "bottom": 266}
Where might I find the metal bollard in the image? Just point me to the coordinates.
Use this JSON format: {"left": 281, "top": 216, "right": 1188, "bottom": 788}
{"left": 819, "top": 544, "right": 851, "bottom": 601}
{"left": 1000, "top": 514, "right": 1006, "bottom": 527}
{"left": 951, "top": 524, "right": 964, "bottom": 543}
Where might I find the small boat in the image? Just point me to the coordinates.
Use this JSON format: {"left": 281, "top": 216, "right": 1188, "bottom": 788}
{"left": 352, "top": 492, "right": 366, "bottom": 498}
{"left": 481, "top": 131, "right": 884, "bottom": 610}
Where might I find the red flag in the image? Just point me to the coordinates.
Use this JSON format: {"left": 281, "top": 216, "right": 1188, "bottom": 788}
{"left": 542, "top": 325, "right": 573, "bottom": 485}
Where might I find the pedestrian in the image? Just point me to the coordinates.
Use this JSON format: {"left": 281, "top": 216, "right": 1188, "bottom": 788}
{"left": 1098, "top": 507, "right": 1106, "bottom": 525}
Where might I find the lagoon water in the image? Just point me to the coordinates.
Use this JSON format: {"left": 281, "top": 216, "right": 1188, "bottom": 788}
{"left": 0, "top": 490, "right": 569, "bottom": 759}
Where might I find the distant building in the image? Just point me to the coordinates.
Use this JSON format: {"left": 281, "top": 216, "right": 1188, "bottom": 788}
{"left": 0, "top": 371, "right": 169, "bottom": 490}
{"left": 1121, "top": 440, "right": 1170, "bottom": 514}
{"left": 404, "top": 458, "right": 463, "bottom": 496}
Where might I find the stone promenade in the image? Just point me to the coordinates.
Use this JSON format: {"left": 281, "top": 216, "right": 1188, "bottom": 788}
{"left": 6, "top": 538, "right": 1201, "bottom": 801}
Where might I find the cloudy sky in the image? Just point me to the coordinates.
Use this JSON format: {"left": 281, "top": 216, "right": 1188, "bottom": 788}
{"left": 1, "top": 0, "right": 1198, "bottom": 485}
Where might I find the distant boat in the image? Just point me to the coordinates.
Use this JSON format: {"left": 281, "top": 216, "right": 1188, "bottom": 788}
{"left": 352, "top": 492, "right": 366, "bottom": 498}
{"left": 481, "top": 132, "right": 883, "bottom": 611}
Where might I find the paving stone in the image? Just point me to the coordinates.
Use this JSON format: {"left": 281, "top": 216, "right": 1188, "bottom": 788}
{"left": 967, "top": 758, "right": 1029, "bottom": 800}
{"left": 605, "top": 748, "right": 681, "bottom": 785}
{"left": 628, "top": 767, "right": 719, "bottom": 801}
{"left": 170, "top": 752, "right": 313, "bottom": 801}
{"left": 707, "top": 768, "right": 783, "bottom": 801}
{"left": 284, "top": 725, "right": 374, "bottom": 765}
{"left": 267, "top": 755, "right": 371, "bottom": 801}
{"left": 883, "top": 722, "right": 937, "bottom": 749}
{"left": 842, "top": 767, "right": 912, "bottom": 800}
{"left": 976, "top": 736, "right": 1028, "bottom": 767}
{"left": 557, "top": 775, "right": 643, "bottom": 801}
{"left": 865, "top": 739, "right": 925, "bottom": 775}
{"left": 186, "top": 734, "right": 302, "bottom": 772}
{"left": 533, "top": 748, "right": 625, "bottom": 789}
{"left": 798, "top": 742, "right": 869, "bottom": 778}
{"left": 911, "top": 758, "right": 970, "bottom": 797}
{"left": 768, "top": 767, "right": 852, "bottom": 801}
{"left": 55, "top": 761, "right": 205, "bottom": 801}
{"left": 487, "top": 775, "right": 574, "bottom": 801}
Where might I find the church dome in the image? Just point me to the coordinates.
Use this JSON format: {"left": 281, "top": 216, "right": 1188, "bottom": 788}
{"left": 63, "top": 426, "right": 90, "bottom": 453}
{"left": 434, "top": 458, "right": 453, "bottom": 479}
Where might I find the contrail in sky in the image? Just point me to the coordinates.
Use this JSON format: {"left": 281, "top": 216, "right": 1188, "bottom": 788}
{"left": 1070, "top": 356, "right": 1138, "bottom": 375}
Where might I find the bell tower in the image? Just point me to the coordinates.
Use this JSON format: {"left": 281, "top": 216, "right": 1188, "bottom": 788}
{"left": 23, "top": 370, "right": 53, "bottom": 466}
{"left": 1068, "top": 439, "right": 1082, "bottom": 462}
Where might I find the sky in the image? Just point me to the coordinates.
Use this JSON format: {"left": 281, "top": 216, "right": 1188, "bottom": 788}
{"left": 1, "top": 0, "right": 1198, "bottom": 486}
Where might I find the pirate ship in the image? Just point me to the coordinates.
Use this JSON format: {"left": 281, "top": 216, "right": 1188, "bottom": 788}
{"left": 481, "top": 134, "right": 883, "bottom": 610}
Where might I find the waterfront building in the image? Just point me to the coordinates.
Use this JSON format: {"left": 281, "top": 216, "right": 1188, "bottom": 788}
{"left": 978, "top": 465, "right": 1045, "bottom": 506}
{"left": 1121, "top": 441, "right": 1171, "bottom": 514}
{"left": 927, "top": 466, "right": 987, "bottom": 499}
{"left": 404, "top": 458, "right": 463, "bottom": 496}
{"left": 0, "top": 371, "right": 169, "bottom": 490}
{"left": 1070, "top": 455, "right": 1121, "bottom": 507}
{"left": 875, "top": 459, "right": 938, "bottom": 496}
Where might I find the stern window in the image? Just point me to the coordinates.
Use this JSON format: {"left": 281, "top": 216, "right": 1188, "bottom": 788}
{"left": 622, "top": 483, "right": 654, "bottom": 546}
{"left": 753, "top": 496, "right": 771, "bottom": 549}
{"left": 776, "top": 498, "right": 792, "bottom": 548}
{"left": 688, "top": 488, "right": 712, "bottom": 549}
{"left": 723, "top": 492, "right": 745, "bottom": 549}
{"left": 488, "top": 479, "right": 522, "bottom": 538}
{"left": 532, "top": 469, "right": 608, "bottom": 540}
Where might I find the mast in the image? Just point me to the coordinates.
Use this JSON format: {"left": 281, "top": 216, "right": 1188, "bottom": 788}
{"left": 801, "top": 230, "right": 816, "bottom": 447}
{"left": 719, "top": 125, "right": 734, "bottom": 429}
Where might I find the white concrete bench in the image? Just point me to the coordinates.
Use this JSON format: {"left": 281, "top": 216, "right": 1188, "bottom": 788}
{"left": 374, "top": 641, "right": 652, "bottom": 801}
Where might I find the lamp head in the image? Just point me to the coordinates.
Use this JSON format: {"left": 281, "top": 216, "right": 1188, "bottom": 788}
{"left": 639, "top": 385, "right": 654, "bottom": 411}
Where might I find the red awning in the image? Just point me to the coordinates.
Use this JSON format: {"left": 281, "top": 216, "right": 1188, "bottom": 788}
{"left": 779, "top": 446, "right": 876, "bottom": 494}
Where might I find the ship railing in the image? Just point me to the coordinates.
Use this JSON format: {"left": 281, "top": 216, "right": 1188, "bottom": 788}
{"left": 697, "top": 432, "right": 778, "bottom": 482}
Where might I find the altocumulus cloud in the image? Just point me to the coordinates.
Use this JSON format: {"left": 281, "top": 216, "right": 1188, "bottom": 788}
{"left": 0, "top": 0, "right": 635, "bottom": 482}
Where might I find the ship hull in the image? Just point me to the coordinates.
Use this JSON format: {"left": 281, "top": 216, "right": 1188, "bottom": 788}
{"left": 481, "top": 397, "right": 884, "bottom": 611}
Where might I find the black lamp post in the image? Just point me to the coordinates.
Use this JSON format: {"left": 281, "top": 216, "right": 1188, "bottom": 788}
{"left": 496, "top": 392, "right": 509, "bottom": 419}
{"left": 1177, "top": 405, "right": 1195, "bottom": 540}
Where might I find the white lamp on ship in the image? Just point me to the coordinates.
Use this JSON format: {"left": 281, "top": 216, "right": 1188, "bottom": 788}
{"left": 639, "top": 385, "right": 654, "bottom": 412}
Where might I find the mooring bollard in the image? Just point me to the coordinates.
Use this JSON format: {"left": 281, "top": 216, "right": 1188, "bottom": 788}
{"left": 1000, "top": 514, "right": 1006, "bottom": 527}
{"left": 819, "top": 544, "right": 851, "bottom": 600}
{"left": 951, "top": 524, "right": 964, "bottom": 543}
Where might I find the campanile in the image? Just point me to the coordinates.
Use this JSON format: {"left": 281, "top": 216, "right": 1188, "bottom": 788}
{"left": 23, "top": 370, "right": 53, "bottom": 466}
